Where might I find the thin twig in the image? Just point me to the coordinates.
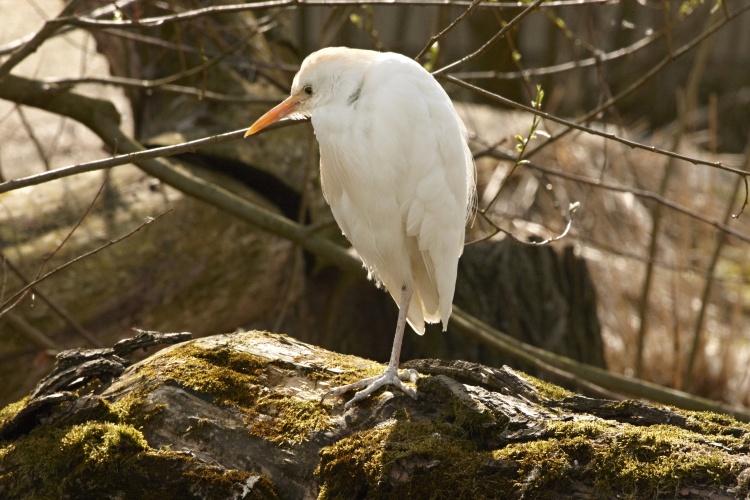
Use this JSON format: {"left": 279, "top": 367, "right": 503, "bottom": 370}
{"left": 415, "top": 0, "right": 483, "bottom": 60}
{"left": 482, "top": 86, "right": 545, "bottom": 213}
{"left": 517, "top": 3, "right": 750, "bottom": 168}
{"left": 0, "top": 253, "right": 101, "bottom": 347}
{"left": 0, "top": 169, "right": 113, "bottom": 318}
{"left": 547, "top": 226, "right": 750, "bottom": 286}
{"left": 418, "top": 1, "right": 699, "bottom": 82}
{"left": 0, "top": 0, "right": 84, "bottom": 80}
{"left": 40, "top": 75, "right": 281, "bottom": 104}
{"left": 15, "top": 106, "right": 52, "bottom": 171}
{"left": 0, "top": 171, "right": 111, "bottom": 339}
{"left": 684, "top": 174, "right": 744, "bottom": 389}
{"left": 733, "top": 175, "right": 749, "bottom": 218}
{"left": 635, "top": 18, "right": 714, "bottom": 378}
{"left": 60, "top": 0, "right": 614, "bottom": 31}
{"left": 0, "top": 211, "right": 172, "bottom": 319}
{"left": 685, "top": 133, "right": 750, "bottom": 388}
{"left": 36, "top": 172, "right": 110, "bottom": 281}
{"left": 432, "top": 0, "right": 544, "bottom": 77}
{"left": 474, "top": 147, "right": 750, "bottom": 245}
{"left": 442, "top": 75, "right": 749, "bottom": 177}
{"left": 453, "top": 29, "right": 657, "bottom": 80}
{"left": 471, "top": 85, "right": 579, "bottom": 246}
{"left": 0, "top": 120, "right": 304, "bottom": 195}
{"left": 4, "top": 312, "right": 61, "bottom": 351}
{"left": 468, "top": 203, "right": 577, "bottom": 247}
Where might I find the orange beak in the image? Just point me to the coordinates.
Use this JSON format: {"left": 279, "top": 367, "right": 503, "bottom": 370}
{"left": 244, "top": 94, "right": 304, "bottom": 138}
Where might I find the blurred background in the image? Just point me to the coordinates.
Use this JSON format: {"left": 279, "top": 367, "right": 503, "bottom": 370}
{"left": 1, "top": 0, "right": 749, "bottom": 410}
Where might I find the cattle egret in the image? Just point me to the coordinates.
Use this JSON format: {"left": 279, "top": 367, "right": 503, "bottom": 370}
{"left": 245, "top": 47, "right": 475, "bottom": 408}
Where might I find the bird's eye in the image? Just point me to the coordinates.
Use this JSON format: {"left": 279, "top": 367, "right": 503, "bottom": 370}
{"left": 304, "top": 85, "right": 313, "bottom": 95}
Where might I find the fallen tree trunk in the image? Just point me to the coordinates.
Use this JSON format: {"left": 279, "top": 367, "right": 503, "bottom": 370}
{"left": 1, "top": 330, "right": 748, "bottom": 499}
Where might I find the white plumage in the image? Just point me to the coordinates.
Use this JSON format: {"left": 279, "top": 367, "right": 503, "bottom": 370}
{"left": 245, "top": 47, "right": 475, "bottom": 408}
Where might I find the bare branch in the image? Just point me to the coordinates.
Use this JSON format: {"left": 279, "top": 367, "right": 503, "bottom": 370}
{"left": 684, "top": 174, "right": 744, "bottom": 389}
{"left": 15, "top": 105, "right": 51, "bottom": 171}
{"left": 59, "top": 0, "right": 614, "bottom": 31}
{"left": 0, "top": 119, "right": 305, "bottom": 195}
{"left": 0, "top": 170, "right": 109, "bottom": 320}
{"left": 635, "top": 22, "right": 715, "bottom": 378}
{"left": 432, "top": 0, "right": 545, "bottom": 77}
{"left": 475, "top": 147, "right": 750, "bottom": 245}
{"left": 40, "top": 75, "right": 282, "bottom": 104}
{"left": 414, "top": 0, "right": 483, "bottom": 61}
{"left": 520, "top": 3, "right": 750, "bottom": 165}
{"left": 4, "top": 312, "right": 61, "bottom": 351}
{"left": 0, "top": 0, "right": 84, "bottom": 80}
{"left": 734, "top": 175, "right": 749, "bottom": 219}
{"left": 442, "top": 74, "right": 749, "bottom": 177}
{"left": 0, "top": 171, "right": 112, "bottom": 323}
{"left": 452, "top": 17, "right": 662, "bottom": 81}
{"left": 469, "top": 85, "right": 580, "bottom": 247}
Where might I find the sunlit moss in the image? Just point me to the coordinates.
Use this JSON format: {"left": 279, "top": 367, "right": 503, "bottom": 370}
{"left": 518, "top": 372, "right": 575, "bottom": 400}
{"left": 0, "top": 415, "right": 278, "bottom": 498}
{"left": 247, "top": 392, "right": 333, "bottom": 445}
{"left": 150, "top": 343, "right": 267, "bottom": 407}
{"left": 0, "top": 397, "right": 29, "bottom": 430}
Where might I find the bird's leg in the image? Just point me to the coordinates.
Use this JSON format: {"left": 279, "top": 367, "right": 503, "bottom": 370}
{"left": 321, "top": 285, "right": 419, "bottom": 409}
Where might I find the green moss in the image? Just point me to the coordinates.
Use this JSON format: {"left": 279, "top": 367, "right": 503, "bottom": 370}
{"left": 191, "top": 344, "right": 268, "bottom": 377}
{"left": 492, "top": 438, "right": 578, "bottom": 494}
{"left": 317, "top": 423, "right": 390, "bottom": 498}
{"left": 105, "top": 339, "right": 342, "bottom": 447}
{"left": 318, "top": 421, "right": 508, "bottom": 499}
{"left": 587, "top": 424, "right": 734, "bottom": 496}
{"left": 152, "top": 344, "right": 267, "bottom": 407}
{"left": 6, "top": 331, "right": 743, "bottom": 498}
{"left": 108, "top": 387, "right": 167, "bottom": 429}
{"left": 317, "top": 410, "right": 741, "bottom": 499}
{"left": 246, "top": 393, "right": 333, "bottom": 445}
{"left": 1, "top": 422, "right": 149, "bottom": 497}
{"left": 184, "top": 469, "right": 280, "bottom": 500}
{"left": 517, "top": 372, "right": 574, "bottom": 400}
{"left": 0, "top": 335, "right": 312, "bottom": 498}
{"left": 0, "top": 420, "right": 278, "bottom": 499}
{"left": 62, "top": 421, "right": 149, "bottom": 464}
{"left": 535, "top": 419, "right": 736, "bottom": 497}
{"left": 0, "top": 398, "right": 28, "bottom": 430}
{"left": 160, "top": 343, "right": 339, "bottom": 444}
{"left": 677, "top": 409, "right": 750, "bottom": 447}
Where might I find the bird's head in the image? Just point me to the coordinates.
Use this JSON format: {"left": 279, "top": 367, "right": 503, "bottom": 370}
{"left": 244, "top": 47, "right": 376, "bottom": 137}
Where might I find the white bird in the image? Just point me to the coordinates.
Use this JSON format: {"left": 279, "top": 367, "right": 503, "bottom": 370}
{"left": 244, "top": 47, "right": 475, "bottom": 409}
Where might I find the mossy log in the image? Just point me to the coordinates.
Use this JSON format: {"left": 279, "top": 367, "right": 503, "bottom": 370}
{"left": 1, "top": 330, "right": 749, "bottom": 499}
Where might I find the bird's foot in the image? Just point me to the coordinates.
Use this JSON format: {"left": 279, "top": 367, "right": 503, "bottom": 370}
{"left": 321, "top": 367, "right": 418, "bottom": 410}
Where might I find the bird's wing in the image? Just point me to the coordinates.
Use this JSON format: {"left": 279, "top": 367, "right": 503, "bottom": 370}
{"left": 364, "top": 55, "right": 473, "bottom": 331}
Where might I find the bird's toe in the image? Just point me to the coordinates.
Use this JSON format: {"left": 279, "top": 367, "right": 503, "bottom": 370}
{"left": 321, "top": 368, "right": 418, "bottom": 409}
